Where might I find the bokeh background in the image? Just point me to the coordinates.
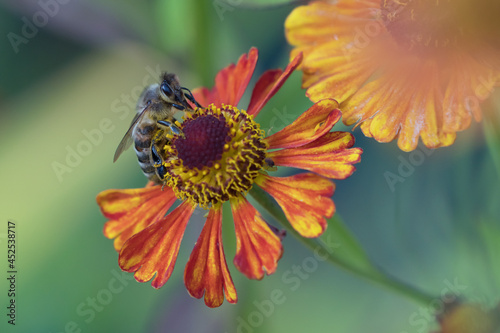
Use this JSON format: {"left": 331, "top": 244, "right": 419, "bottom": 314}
{"left": 1, "top": 1, "right": 499, "bottom": 332}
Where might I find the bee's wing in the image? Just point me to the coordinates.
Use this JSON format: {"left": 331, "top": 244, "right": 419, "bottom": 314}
{"left": 113, "top": 107, "right": 147, "bottom": 162}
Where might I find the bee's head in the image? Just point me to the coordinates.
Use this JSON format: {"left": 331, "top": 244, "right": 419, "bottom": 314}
{"left": 159, "top": 73, "right": 185, "bottom": 105}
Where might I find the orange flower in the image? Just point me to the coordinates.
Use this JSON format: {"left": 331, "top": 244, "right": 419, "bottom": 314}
{"left": 286, "top": 0, "right": 500, "bottom": 151}
{"left": 96, "top": 48, "right": 362, "bottom": 307}
{"left": 435, "top": 302, "right": 500, "bottom": 333}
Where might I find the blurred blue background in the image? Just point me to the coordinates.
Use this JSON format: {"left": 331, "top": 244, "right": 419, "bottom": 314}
{"left": 0, "top": 1, "right": 499, "bottom": 332}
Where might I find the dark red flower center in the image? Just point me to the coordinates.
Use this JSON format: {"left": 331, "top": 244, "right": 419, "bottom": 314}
{"left": 173, "top": 115, "right": 231, "bottom": 170}
{"left": 158, "top": 105, "right": 268, "bottom": 208}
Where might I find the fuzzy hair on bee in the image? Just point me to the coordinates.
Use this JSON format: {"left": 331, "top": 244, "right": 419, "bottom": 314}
{"left": 113, "top": 72, "right": 202, "bottom": 183}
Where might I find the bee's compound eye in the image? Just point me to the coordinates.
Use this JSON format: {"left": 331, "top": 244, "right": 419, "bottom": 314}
{"left": 160, "top": 82, "right": 173, "bottom": 97}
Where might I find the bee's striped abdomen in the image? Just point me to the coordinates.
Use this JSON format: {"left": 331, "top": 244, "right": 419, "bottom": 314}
{"left": 133, "top": 122, "right": 157, "bottom": 181}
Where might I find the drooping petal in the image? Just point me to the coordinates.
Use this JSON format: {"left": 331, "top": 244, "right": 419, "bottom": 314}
{"left": 341, "top": 72, "right": 404, "bottom": 130}
{"left": 230, "top": 195, "right": 282, "bottom": 280}
{"left": 191, "top": 87, "right": 216, "bottom": 109}
{"left": 184, "top": 206, "right": 237, "bottom": 307}
{"left": 268, "top": 132, "right": 362, "bottom": 179}
{"left": 97, "top": 185, "right": 177, "bottom": 251}
{"left": 342, "top": 61, "right": 457, "bottom": 151}
{"left": 247, "top": 53, "right": 303, "bottom": 117}
{"left": 191, "top": 48, "right": 258, "bottom": 107}
{"left": 255, "top": 173, "right": 335, "bottom": 238}
{"left": 97, "top": 182, "right": 159, "bottom": 220}
{"left": 215, "top": 48, "right": 258, "bottom": 107}
{"left": 264, "top": 99, "right": 341, "bottom": 149}
{"left": 119, "top": 201, "right": 196, "bottom": 289}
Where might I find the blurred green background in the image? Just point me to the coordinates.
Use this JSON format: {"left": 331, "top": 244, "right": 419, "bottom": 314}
{"left": 0, "top": 1, "right": 499, "bottom": 332}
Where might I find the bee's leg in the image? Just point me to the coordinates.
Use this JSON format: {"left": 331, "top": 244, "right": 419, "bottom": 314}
{"left": 181, "top": 87, "right": 202, "bottom": 108}
{"left": 150, "top": 142, "right": 163, "bottom": 167}
{"left": 151, "top": 144, "right": 167, "bottom": 182}
{"left": 157, "top": 120, "right": 184, "bottom": 137}
{"left": 172, "top": 103, "right": 185, "bottom": 110}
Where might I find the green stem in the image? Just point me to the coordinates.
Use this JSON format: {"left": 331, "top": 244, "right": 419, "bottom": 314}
{"left": 249, "top": 186, "right": 436, "bottom": 306}
{"left": 192, "top": 0, "right": 214, "bottom": 87}
{"left": 483, "top": 101, "right": 500, "bottom": 181}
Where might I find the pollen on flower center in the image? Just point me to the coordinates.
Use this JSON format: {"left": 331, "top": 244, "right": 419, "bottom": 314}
{"left": 381, "top": 0, "right": 462, "bottom": 52}
{"left": 159, "top": 104, "right": 268, "bottom": 208}
{"left": 174, "top": 115, "right": 230, "bottom": 169}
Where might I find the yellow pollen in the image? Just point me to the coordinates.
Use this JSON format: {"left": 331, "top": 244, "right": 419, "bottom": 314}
{"left": 155, "top": 104, "right": 268, "bottom": 208}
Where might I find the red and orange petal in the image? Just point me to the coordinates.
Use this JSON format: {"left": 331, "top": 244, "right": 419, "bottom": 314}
{"left": 264, "top": 99, "right": 341, "bottom": 149}
{"left": 118, "top": 201, "right": 196, "bottom": 288}
{"left": 192, "top": 48, "right": 304, "bottom": 119}
{"left": 184, "top": 206, "right": 237, "bottom": 307}
{"left": 268, "top": 132, "right": 363, "bottom": 179}
{"left": 97, "top": 185, "right": 177, "bottom": 251}
{"left": 230, "top": 196, "right": 282, "bottom": 280}
{"left": 192, "top": 48, "right": 258, "bottom": 108}
{"left": 246, "top": 52, "right": 303, "bottom": 117}
{"left": 97, "top": 181, "right": 157, "bottom": 220}
{"left": 255, "top": 173, "right": 335, "bottom": 238}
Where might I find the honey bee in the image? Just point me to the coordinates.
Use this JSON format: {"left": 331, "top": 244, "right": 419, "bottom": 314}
{"left": 113, "top": 72, "right": 201, "bottom": 183}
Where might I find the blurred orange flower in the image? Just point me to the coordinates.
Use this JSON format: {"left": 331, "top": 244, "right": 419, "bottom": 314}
{"left": 435, "top": 302, "right": 500, "bottom": 333}
{"left": 97, "top": 48, "right": 362, "bottom": 307}
{"left": 286, "top": 0, "right": 500, "bottom": 151}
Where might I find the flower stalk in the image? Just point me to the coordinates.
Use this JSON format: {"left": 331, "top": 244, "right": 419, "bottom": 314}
{"left": 484, "top": 102, "right": 500, "bottom": 181}
{"left": 250, "top": 185, "right": 436, "bottom": 306}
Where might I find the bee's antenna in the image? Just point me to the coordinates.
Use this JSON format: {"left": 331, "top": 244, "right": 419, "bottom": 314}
{"left": 181, "top": 87, "right": 202, "bottom": 108}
